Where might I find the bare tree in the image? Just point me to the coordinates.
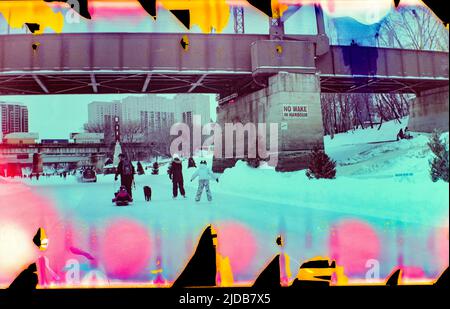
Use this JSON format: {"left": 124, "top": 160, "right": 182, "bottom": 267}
{"left": 84, "top": 122, "right": 115, "bottom": 147}
{"left": 119, "top": 121, "right": 144, "bottom": 160}
{"left": 146, "top": 130, "right": 173, "bottom": 157}
{"left": 322, "top": 93, "right": 372, "bottom": 137}
{"left": 378, "top": 5, "right": 449, "bottom": 51}
{"left": 321, "top": 5, "right": 447, "bottom": 137}
{"left": 321, "top": 91, "right": 410, "bottom": 137}
{"left": 84, "top": 122, "right": 105, "bottom": 133}
{"left": 121, "top": 121, "right": 143, "bottom": 144}
{"left": 374, "top": 5, "right": 447, "bottom": 129}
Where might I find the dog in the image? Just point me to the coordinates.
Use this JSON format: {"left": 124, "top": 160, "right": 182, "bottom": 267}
{"left": 143, "top": 186, "right": 152, "bottom": 202}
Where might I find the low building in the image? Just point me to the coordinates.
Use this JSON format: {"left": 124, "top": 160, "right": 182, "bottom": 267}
{"left": 0, "top": 102, "right": 29, "bottom": 135}
{"left": 72, "top": 133, "right": 104, "bottom": 144}
{"left": 3, "top": 132, "right": 38, "bottom": 144}
{"left": 41, "top": 139, "right": 69, "bottom": 145}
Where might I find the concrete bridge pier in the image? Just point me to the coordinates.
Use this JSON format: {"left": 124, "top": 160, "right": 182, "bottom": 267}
{"left": 213, "top": 71, "right": 324, "bottom": 173}
{"left": 408, "top": 86, "right": 449, "bottom": 133}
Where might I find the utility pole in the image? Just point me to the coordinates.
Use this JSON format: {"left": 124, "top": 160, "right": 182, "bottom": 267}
{"left": 269, "top": 7, "right": 284, "bottom": 40}
{"left": 114, "top": 116, "right": 121, "bottom": 142}
{"left": 233, "top": 6, "right": 245, "bottom": 34}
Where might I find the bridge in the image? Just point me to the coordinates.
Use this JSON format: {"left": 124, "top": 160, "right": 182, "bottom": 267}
{"left": 0, "top": 8, "right": 448, "bottom": 172}
{"left": 0, "top": 33, "right": 447, "bottom": 96}
{"left": 0, "top": 142, "right": 150, "bottom": 166}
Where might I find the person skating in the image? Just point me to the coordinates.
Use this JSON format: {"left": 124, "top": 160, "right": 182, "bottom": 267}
{"left": 168, "top": 154, "right": 185, "bottom": 199}
{"left": 190, "top": 160, "right": 218, "bottom": 202}
{"left": 115, "top": 153, "right": 135, "bottom": 198}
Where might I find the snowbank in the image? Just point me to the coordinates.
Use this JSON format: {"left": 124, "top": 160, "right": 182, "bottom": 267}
{"left": 216, "top": 161, "right": 448, "bottom": 225}
{"left": 324, "top": 117, "right": 409, "bottom": 148}
{"left": 211, "top": 118, "right": 449, "bottom": 225}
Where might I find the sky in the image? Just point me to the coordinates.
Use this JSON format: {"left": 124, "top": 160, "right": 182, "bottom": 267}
{"left": 0, "top": 3, "right": 320, "bottom": 34}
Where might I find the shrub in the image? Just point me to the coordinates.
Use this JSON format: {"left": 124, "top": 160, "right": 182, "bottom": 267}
{"left": 428, "top": 130, "right": 449, "bottom": 183}
{"left": 306, "top": 147, "right": 336, "bottom": 179}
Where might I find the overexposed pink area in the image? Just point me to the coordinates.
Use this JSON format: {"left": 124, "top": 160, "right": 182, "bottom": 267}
{"left": 428, "top": 224, "right": 449, "bottom": 273}
{"left": 89, "top": 1, "right": 148, "bottom": 21}
{"left": 329, "top": 219, "right": 381, "bottom": 276}
{"left": 0, "top": 181, "right": 66, "bottom": 286}
{"left": 401, "top": 266, "right": 425, "bottom": 279}
{"left": 100, "top": 219, "right": 152, "bottom": 279}
{"left": 0, "top": 222, "right": 36, "bottom": 282}
{"left": 216, "top": 221, "right": 258, "bottom": 275}
{"left": 60, "top": 0, "right": 423, "bottom": 25}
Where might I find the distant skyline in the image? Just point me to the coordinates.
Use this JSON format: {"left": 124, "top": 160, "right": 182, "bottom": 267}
{"left": 0, "top": 94, "right": 217, "bottom": 139}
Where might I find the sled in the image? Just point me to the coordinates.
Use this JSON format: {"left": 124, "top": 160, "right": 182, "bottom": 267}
{"left": 115, "top": 201, "right": 130, "bottom": 206}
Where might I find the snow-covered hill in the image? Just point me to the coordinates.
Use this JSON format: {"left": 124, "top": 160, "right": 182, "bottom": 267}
{"left": 213, "top": 118, "right": 448, "bottom": 224}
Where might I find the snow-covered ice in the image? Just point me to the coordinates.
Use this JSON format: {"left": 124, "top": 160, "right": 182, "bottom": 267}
{"left": 0, "top": 118, "right": 448, "bottom": 287}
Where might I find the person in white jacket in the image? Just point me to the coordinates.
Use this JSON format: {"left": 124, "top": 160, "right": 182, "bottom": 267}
{"left": 190, "top": 160, "right": 219, "bottom": 202}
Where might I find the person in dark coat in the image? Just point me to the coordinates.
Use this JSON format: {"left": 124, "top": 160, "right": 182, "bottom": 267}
{"left": 188, "top": 156, "right": 197, "bottom": 168}
{"left": 404, "top": 127, "right": 413, "bottom": 139}
{"left": 137, "top": 161, "right": 145, "bottom": 175}
{"left": 115, "top": 154, "right": 135, "bottom": 198}
{"left": 168, "top": 154, "right": 185, "bottom": 198}
{"left": 397, "top": 128, "right": 405, "bottom": 141}
{"left": 152, "top": 161, "right": 159, "bottom": 175}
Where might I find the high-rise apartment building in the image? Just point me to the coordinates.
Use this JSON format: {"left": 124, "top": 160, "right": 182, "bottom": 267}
{"left": 0, "top": 102, "right": 29, "bottom": 135}
{"left": 88, "top": 94, "right": 211, "bottom": 132}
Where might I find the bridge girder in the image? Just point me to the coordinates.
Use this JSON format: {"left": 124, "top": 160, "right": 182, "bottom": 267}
{"left": 0, "top": 33, "right": 447, "bottom": 97}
